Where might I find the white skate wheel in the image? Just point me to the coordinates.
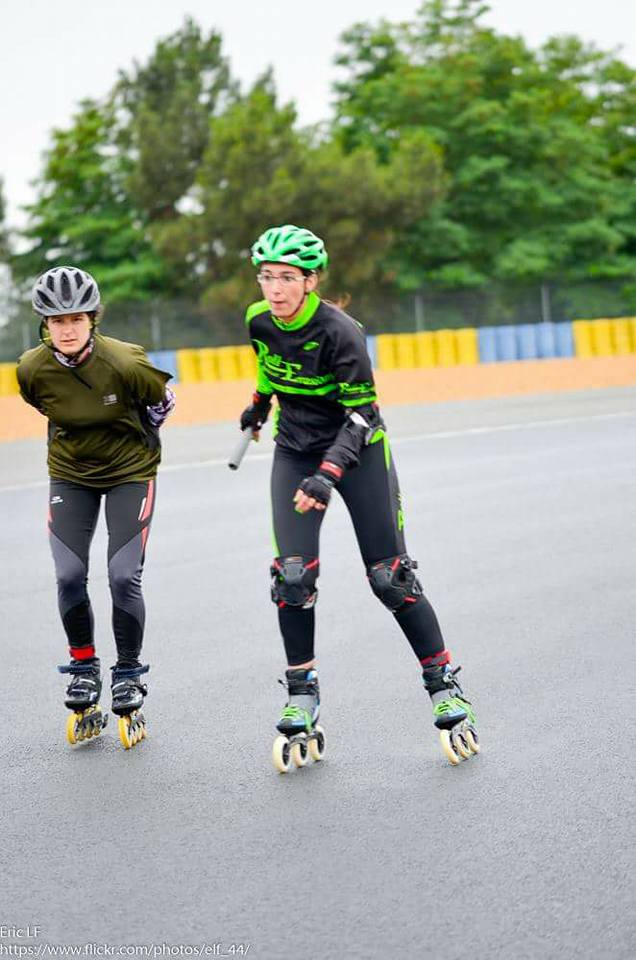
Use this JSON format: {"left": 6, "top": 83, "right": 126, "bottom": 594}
{"left": 465, "top": 728, "right": 480, "bottom": 754}
{"left": 272, "top": 735, "right": 292, "bottom": 774}
{"left": 440, "top": 729, "right": 461, "bottom": 765}
{"left": 308, "top": 725, "right": 326, "bottom": 762}
{"left": 290, "top": 740, "right": 308, "bottom": 767}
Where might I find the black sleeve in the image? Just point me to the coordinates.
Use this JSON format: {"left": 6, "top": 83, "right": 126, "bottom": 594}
{"left": 322, "top": 403, "right": 385, "bottom": 471}
{"left": 319, "top": 314, "right": 382, "bottom": 471}
{"left": 326, "top": 314, "right": 378, "bottom": 410}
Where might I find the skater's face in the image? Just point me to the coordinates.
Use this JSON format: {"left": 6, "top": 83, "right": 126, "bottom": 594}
{"left": 46, "top": 313, "right": 92, "bottom": 354}
{"left": 256, "top": 263, "right": 318, "bottom": 320}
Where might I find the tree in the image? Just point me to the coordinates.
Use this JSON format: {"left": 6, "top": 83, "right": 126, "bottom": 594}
{"left": 12, "top": 100, "right": 167, "bottom": 301}
{"left": 113, "top": 17, "right": 236, "bottom": 222}
{"left": 334, "top": 0, "right": 636, "bottom": 288}
{"left": 152, "top": 75, "right": 445, "bottom": 307}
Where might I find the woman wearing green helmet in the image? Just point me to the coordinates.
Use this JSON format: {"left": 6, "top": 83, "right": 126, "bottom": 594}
{"left": 239, "top": 224, "right": 478, "bottom": 769}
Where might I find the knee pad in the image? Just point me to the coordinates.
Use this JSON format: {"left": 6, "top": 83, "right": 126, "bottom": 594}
{"left": 271, "top": 556, "right": 319, "bottom": 609}
{"left": 367, "top": 554, "right": 423, "bottom": 612}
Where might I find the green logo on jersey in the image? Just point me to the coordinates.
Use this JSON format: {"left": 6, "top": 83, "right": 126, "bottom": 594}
{"left": 252, "top": 339, "right": 335, "bottom": 389}
{"left": 303, "top": 340, "right": 320, "bottom": 352}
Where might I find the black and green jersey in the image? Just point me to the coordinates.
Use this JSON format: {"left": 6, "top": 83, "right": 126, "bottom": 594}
{"left": 245, "top": 293, "right": 379, "bottom": 468}
{"left": 17, "top": 334, "right": 171, "bottom": 487}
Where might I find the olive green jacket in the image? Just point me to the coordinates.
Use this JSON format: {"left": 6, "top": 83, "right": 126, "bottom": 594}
{"left": 17, "top": 335, "right": 171, "bottom": 487}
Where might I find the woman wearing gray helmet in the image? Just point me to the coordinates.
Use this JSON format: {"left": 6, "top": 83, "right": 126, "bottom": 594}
{"left": 17, "top": 265, "right": 175, "bottom": 749}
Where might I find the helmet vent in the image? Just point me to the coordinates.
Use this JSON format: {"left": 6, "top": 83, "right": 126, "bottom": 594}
{"left": 80, "top": 285, "right": 94, "bottom": 305}
{"left": 60, "top": 272, "right": 72, "bottom": 304}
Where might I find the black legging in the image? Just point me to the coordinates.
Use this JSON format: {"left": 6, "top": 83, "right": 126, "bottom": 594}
{"left": 48, "top": 478, "right": 156, "bottom": 665}
{"left": 270, "top": 439, "right": 445, "bottom": 666}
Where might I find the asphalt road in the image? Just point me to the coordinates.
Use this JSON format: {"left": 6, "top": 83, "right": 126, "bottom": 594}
{"left": 1, "top": 388, "right": 634, "bottom": 960}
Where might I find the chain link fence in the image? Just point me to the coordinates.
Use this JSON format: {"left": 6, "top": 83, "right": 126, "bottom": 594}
{"left": 2, "top": 279, "right": 635, "bottom": 361}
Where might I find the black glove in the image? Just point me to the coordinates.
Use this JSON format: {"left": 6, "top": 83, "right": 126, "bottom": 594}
{"left": 298, "top": 461, "right": 343, "bottom": 507}
{"left": 240, "top": 392, "right": 272, "bottom": 433}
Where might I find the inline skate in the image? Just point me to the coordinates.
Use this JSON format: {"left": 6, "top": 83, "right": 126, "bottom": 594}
{"left": 272, "top": 668, "right": 325, "bottom": 773}
{"left": 422, "top": 655, "right": 479, "bottom": 765}
{"left": 110, "top": 663, "right": 149, "bottom": 749}
{"left": 58, "top": 660, "right": 108, "bottom": 745}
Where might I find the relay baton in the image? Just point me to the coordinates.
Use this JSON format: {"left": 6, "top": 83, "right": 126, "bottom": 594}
{"left": 228, "top": 428, "right": 254, "bottom": 470}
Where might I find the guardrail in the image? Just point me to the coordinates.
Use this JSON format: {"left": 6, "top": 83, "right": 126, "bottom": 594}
{"left": 1, "top": 317, "right": 635, "bottom": 395}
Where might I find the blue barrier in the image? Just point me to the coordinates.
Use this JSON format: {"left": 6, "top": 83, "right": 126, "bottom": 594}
{"left": 366, "top": 335, "right": 377, "bottom": 368}
{"left": 148, "top": 350, "right": 179, "bottom": 382}
{"left": 478, "top": 327, "right": 498, "bottom": 363}
{"left": 535, "top": 322, "right": 557, "bottom": 358}
{"left": 516, "top": 324, "right": 539, "bottom": 360}
{"left": 554, "top": 323, "right": 574, "bottom": 358}
{"left": 495, "top": 325, "right": 518, "bottom": 361}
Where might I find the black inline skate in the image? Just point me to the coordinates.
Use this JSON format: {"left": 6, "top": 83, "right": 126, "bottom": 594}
{"left": 110, "top": 663, "right": 149, "bottom": 749}
{"left": 272, "top": 668, "right": 325, "bottom": 773}
{"left": 422, "top": 655, "right": 479, "bottom": 765}
{"left": 58, "top": 660, "right": 108, "bottom": 745}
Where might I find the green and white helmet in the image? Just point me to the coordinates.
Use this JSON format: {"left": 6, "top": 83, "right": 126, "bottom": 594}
{"left": 251, "top": 224, "right": 328, "bottom": 271}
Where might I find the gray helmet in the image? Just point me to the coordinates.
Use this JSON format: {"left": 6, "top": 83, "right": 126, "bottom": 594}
{"left": 32, "top": 266, "right": 101, "bottom": 316}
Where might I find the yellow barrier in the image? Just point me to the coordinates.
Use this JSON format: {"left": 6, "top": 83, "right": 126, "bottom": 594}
{"left": 591, "top": 319, "right": 613, "bottom": 357}
{"left": 574, "top": 317, "right": 636, "bottom": 358}
{"left": 377, "top": 329, "right": 478, "bottom": 369}
{"left": 455, "top": 328, "right": 479, "bottom": 365}
{"left": 394, "top": 334, "right": 418, "bottom": 369}
{"left": 414, "top": 332, "right": 435, "bottom": 367}
{"left": 198, "top": 348, "right": 219, "bottom": 381}
{"left": 434, "top": 329, "right": 457, "bottom": 366}
{"left": 236, "top": 345, "right": 257, "bottom": 379}
{"left": 376, "top": 334, "right": 397, "bottom": 371}
{"left": 0, "top": 363, "right": 19, "bottom": 396}
{"left": 177, "top": 349, "right": 201, "bottom": 384}
{"left": 610, "top": 318, "right": 634, "bottom": 355}
{"left": 572, "top": 320, "right": 594, "bottom": 358}
{"left": 215, "top": 346, "right": 240, "bottom": 380}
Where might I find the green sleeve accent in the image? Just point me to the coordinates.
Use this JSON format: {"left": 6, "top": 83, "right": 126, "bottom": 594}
{"left": 256, "top": 360, "right": 274, "bottom": 396}
{"left": 369, "top": 428, "right": 391, "bottom": 470}
{"left": 337, "top": 380, "right": 377, "bottom": 406}
{"left": 245, "top": 300, "right": 270, "bottom": 325}
{"left": 270, "top": 292, "right": 320, "bottom": 332}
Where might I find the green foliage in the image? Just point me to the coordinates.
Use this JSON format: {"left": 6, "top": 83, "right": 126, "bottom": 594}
{"left": 13, "top": 20, "right": 235, "bottom": 303}
{"left": 113, "top": 17, "right": 236, "bottom": 221}
{"left": 152, "top": 77, "right": 445, "bottom": 306}
{"left": 11, "top": 99, "right": 166, "bottom": 301}
{"left": 11, "top": 4, "right": 636, "bottom": 322}
{"left": 334, "top": 0, "right": 636, "bottom": 287}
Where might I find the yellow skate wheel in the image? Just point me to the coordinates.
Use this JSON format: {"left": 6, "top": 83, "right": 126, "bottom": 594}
{"left": 465, "top": 727, "right": 480, "bottom": 754}
{"left": 455, "top": 730, "right": 472, "bottom": 760}
{"left": 66, "top": 712, "right": 79, "bottom": 745}
{"left": 440, "top": 729, "right": 461, "bottom": 765}
{"left": 290, "top": 740, "right": 308, "bottom": 768}
{"left": 308, "top": 725, "right": 326, "bottom": 762}
{"left": 272, "top": 735, "right": 292, "bottom": 774}
{"left": 118, "top": 716, "right": 133, "bottom": 750}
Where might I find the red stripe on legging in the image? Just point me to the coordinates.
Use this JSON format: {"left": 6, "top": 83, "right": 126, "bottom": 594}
{"left": 70, "top": 645, "right": 95, "bottom": 660}
{"left": 140, "top": 479, "right": 154, "bottom": 522}
{"left": 420, "top": 649, "right": 451, "bottom": 667}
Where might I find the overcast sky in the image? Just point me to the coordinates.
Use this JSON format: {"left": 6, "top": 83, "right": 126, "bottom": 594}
{"left": 2, "top": 0, "right": 635, "bottom": 228}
